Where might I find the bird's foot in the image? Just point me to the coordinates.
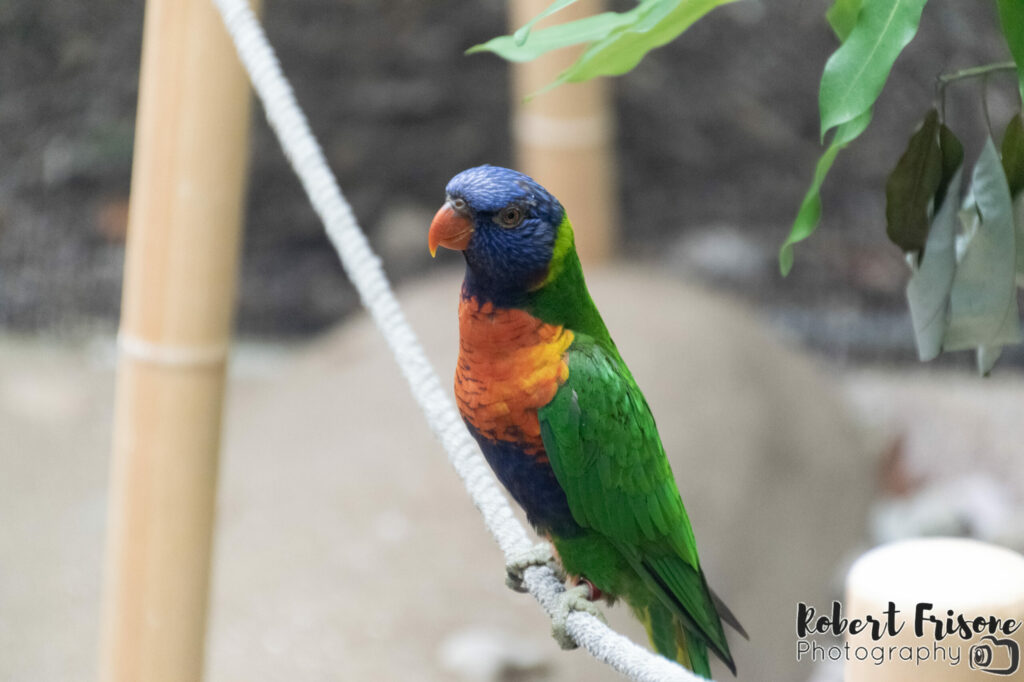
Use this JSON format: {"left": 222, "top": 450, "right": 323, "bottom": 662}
{"left": 574, "top": 576, "right": 604, "bottom": 602}
{"left": 505, "top": 542, "right": 563, "bottom": 593}
{"left": 550, "top": 582, "right": 607, "bottom": 650}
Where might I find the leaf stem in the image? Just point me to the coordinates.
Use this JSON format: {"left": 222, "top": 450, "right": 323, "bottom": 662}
{"left": 937, "top": 61, "right": 1017, "bottom": 85}
{"left": 936, "top": 61, "right": 1017, "bottom": 123}
{"left": 983, "top": 73, "right": 993, "bottom": 138}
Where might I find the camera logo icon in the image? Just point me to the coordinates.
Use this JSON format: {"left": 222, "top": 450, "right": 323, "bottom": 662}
{"left": 969, "top": 636, "right": 1021, "bottom": 676}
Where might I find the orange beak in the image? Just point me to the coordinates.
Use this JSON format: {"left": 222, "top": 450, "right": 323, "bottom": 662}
{"left": 428, "top": 203, "right": 474, "bottom": 257}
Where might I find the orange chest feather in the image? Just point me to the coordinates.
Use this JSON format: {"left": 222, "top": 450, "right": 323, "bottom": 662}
{"left": 454, "top": 297, "right": 573, "bottom": 451}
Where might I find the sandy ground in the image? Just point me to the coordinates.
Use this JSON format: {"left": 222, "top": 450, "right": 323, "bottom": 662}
{"left": 2, "top": 266, "right": 1023, "bottom": 682}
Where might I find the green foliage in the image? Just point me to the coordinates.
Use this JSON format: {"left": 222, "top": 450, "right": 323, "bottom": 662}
{"left": 906, "top": 167, "right": 960, "bottom": 361}
{"left": 820, "top": 0, "right": 1024, "bottom": 371}
{"left": 1005, "top": 115, "right": 1024, "bottom": 281}
{"left": 1002, "top": 113, "right": 1024, "bottom": 197}
{"left": 467, "top": 0, "right": 1024, "bottom": 371}
{"left": 779, "top": 112, "right": 870, "bottom": 275}
{"left": 513, "top": 0, "right": 580, "bottom": 45}
{"left": 468, "top": 10, "right": 634, "bottom": 63}
{"left": 818, "top": 0, "right": 929, "bottom": 137}
{"left": 885, "top": 109, "right": 943, "bottom": 253}
{"left": 555, "top": 0, "right": 738, "bottom": 88}
{"left": 826, "top": 0, "right": 862, "bottom": 41}
{"left": 887, "top": 119, "right": 1024, "bottom": 372}
{"left": 469, "top": 0, "right": 737, "bottom": 94}
{"left": 883, "top": 110, "right": 963, "bottom": 258}
{"left": 779, "top": 0, "right": 929, "bottom": 272}
{"left": 996, "top": 0, "right": 1024, "bottom": 101}
{"left": 943, "top": 138, "right": 1021, "bottom": 373}
{"left": 935, "top": 123, "right": 965, "bottom": 210}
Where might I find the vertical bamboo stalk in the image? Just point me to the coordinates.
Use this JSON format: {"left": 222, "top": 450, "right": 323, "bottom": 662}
{"left": 98, "top": 0, "right": 254, "bottom": 680}
{"left": 510, "top": 0, "right": 617, "bottom": 265}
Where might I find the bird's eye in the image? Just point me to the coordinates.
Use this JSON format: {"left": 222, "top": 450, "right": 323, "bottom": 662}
{"left": 452, "top": 197, "right": 467, "bottom": 213}
{"left": 497, "top": 206, "right": 523, "bottom": 228}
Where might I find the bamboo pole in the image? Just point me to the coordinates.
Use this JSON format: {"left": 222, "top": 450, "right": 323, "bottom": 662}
{"left": 98, "top": 0, "right": 255, "bottom": 680}
{"left": 510, "top": 0, "right": 617, "bottom": 265}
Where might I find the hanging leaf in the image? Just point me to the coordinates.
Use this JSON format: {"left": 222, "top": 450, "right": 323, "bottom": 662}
{"left": 826, "top": 0, "right": 863, "bottom": 42}
{"left": 468, "top": 10, "right": 636, "bottom": 63}
{"left": 906, "top": 167, "right": 961, "bottom": 361}
{"left": 779, "top": 111, "right": 872, "bottom": 274}
{"left": 552, "top": 0, "right": 739, "bottom": 88}
{"left": 977, "top": 345, "right": 1003, "bottom": 376}
{"left": 943, "top": 138, "right": 1021, "bottom": 362}
{"left": 1003, "top": 115, "right": 1024, "bottom": 284}
{"left": 783, "top": 0, "right": 927, "bottom": 274}
{"left": 1015, "top": 194, "right": 1024, "bottom": 286}
{"left": 819, "top": 0, "right": 929, "bottom": 139}
{"left": 996, "top": 0, "right": 1024, "bottom": 101}
{"left": 513, "top": 0, "right": 580, "bottom": 46}
{"left": 470, "top": 0, "right": 738, "bottom": 90}
{"left": 885, "top": 109, "right": 942, "bottom": 253}
{"left": 1002, "top": 112, "right": 1024, "bottom": 197}
{"left": 935, "top": 123, "right": 964, "bottom": 211}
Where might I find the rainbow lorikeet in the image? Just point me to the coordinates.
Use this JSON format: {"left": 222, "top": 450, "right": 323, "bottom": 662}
{"left": 428, "top": 165, "right": 744, "bottom": 678}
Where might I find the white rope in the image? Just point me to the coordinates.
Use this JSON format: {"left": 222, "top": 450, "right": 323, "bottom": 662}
{"left": 210, "top": 2, "right": 709, "bottom": 680}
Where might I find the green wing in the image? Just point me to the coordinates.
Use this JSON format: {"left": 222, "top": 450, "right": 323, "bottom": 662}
{"left": 537, "top": 338, "right": 734, "bottom": 668}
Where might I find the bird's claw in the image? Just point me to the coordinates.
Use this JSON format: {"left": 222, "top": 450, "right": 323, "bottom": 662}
{"left": 550, "top": 583, "right": 607, "bottom": 650}
{"left": 505, "top": 542, "right": 563, "bottom": 593}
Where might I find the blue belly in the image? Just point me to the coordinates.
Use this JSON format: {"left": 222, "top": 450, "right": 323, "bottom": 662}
{"left": 465, "top": 421, "right": 583, "bottom": 537}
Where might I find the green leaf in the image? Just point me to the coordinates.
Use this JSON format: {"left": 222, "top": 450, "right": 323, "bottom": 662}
{"left": 996, "top": 0, "right": 1024, "bottom": 101}
{"left": 935, "top": 123, "right": 964, "bottom": 211}
{"left": 943, "top": 137, "right": 1022, "bottom": 359}
{"left": 782, "top": 0, "right": 928, "bottom": 273}
{"left": 1004, "top": 115, "right": 1024, "bottom": 291}
{"left": 514, "top": 0, "right": 580, "bottom": 46}
{"left": 470, "top": 0, "right": 736, "bottom": 91}
{"left": 906, "top": 167, "right": 961, "bottom": 361}
{"left": 553, "top": 0, "right": 740, "bottom": 86}
{"left": 977, "top": 345, "right": 1003, "bottom": 376}
{"left": 826, "top": 0, "right": 863, "bottom": 42}
{"left": 779, "top": 110, "right": 872, "bottom": 274}
{"left": 468, "top": 10, "right": 635, "bottom": 62}
{"left": 1002, "top": 112, "right": 1024, "bottom": 198}
{"left": 1015, "top": 193, "right": 1024, "bottom": 285}
{"left": 819, "top": 0, "right": 929, "bottom": 139}
{"left": 885, "top": 108, "right": 942, "bottom": 253}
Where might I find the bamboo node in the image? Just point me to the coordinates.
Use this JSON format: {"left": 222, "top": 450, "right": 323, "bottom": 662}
{"left": 117, "top": 333, "right": 229, "bottom": 368}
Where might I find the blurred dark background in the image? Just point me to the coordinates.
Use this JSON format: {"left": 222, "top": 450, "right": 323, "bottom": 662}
{"left": 0, "top": 0, "right": 1016, "bottom": 357}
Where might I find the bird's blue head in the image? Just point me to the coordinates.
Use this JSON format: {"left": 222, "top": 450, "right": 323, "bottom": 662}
{"left": 429, "top": 165, "right": 570, "bottom": 302}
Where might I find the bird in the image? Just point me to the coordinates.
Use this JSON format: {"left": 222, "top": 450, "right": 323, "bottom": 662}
{"left": 428, "top": 165, "right": 745, "bottom": 678}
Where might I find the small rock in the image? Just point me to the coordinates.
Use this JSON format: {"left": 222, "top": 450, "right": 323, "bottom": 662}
{"left": 669, "top": 225, "right": 772, "bottom": 283}
{"left": 871, "top": 474, "right": 1019, "bottom": 544}
{"left": 438, "top": 626, "right": 549, "bottom": 682}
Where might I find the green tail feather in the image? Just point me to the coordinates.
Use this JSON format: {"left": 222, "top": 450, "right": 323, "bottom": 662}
{"left": 641, "top": 602, "right": 712, "bottom": 679}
